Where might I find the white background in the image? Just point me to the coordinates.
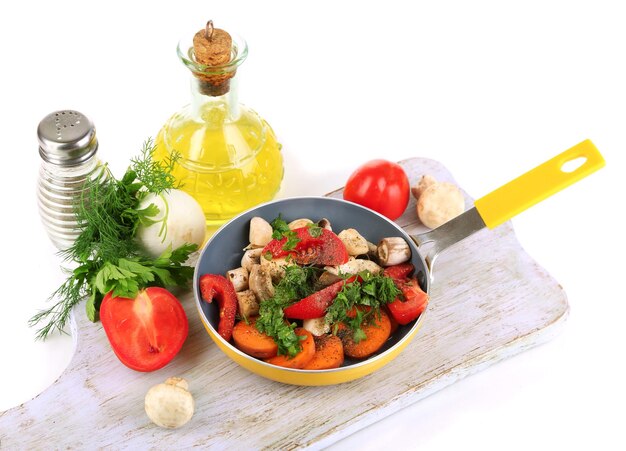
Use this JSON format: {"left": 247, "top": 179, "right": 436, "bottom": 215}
{"left": 1, "top": 1, "right": 624, "bottom": 449}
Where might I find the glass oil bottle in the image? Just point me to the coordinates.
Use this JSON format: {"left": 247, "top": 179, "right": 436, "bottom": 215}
{"left": 153, "top": 21, "right": 284, "bottom": 227}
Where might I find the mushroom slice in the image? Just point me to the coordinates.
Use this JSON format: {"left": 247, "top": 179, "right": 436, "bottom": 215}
{"left": 288, "top": 218, "right": 314, "bottom": 230}
{"left": 260, "top": 256, "right": 292, "bottom": 283}
{"left": 303, "top": 317, "right": 330, "bottom": 336}
{"left": 337, "top": 229, "right": 369, "bottom": 256}
{"left": 249, "top": 217, "right": 273, "bottom": 247}
{"left": 226, "top": 267, "right": 249, "bottom": 292}
{"left": 318, "top": 271, "right": 343, "bottom": 287}
{"left": 236, "top": 290, "right": 260, "bottom": 318}
{"left": 326, "top": 257, "right": 383, "bottom": 276}
{"left": 249, "top": 264, "right": 275, "bottom": 302}
{"left": 366, "top": 241, "right": 378, "bottom": 259}
{"left": 241, "top": 248, "right": 263, "bottom": 273}
{"left": 377, "top": 237, "right": 411, "bottom": 266}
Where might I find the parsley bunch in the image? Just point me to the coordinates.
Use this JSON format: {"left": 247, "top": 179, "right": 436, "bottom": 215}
{"left": 30, "top": 140, "right": 196, "bottom": 340}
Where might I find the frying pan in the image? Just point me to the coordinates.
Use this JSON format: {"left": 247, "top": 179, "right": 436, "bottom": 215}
{"left": 193, "top": 140, "right": 604, "bottom": 385}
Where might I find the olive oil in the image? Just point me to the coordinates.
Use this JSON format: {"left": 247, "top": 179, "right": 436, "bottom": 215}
{"left": 154, "top": 104, "right": 283, "bottom": 226}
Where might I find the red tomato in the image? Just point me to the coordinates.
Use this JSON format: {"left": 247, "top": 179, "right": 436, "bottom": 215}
{"left": 283, "top": 276, "right": 356, "bottom": 319}
{"left": 262, "top": 227, "right": 349, "bottom": 266}
{"left": 386, "top": 278, "right": 429, "bottom": 325}
{"left": 343, "top": 159, "right": 410, "bottom": 220}
{"left": 100, "top": 287, "right": 188, "bottom": 372}
{"left": 383, "top": 263, "right": 415, "bottom": 281}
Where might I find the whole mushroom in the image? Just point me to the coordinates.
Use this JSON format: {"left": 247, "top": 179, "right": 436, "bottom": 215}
{"left": 145, "top": 377, "right": 195, "bottom": 429}
{"left": 412, "top": 175, "right": 465, "bottom": 229}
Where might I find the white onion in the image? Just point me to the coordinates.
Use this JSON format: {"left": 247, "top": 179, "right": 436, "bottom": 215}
{"left": 136, "top": 189, "right": 206, "bottom": 258}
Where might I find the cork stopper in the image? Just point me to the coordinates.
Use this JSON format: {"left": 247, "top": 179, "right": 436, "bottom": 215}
{"left": 192, "top": 21, "right": 235, "bottom": 96}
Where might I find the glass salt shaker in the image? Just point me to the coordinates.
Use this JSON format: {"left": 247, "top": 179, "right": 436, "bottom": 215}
{"left": 37, "top": 110, "right": 103, "bottom": 250}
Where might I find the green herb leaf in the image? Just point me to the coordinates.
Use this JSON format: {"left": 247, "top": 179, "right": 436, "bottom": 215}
{"left": 307, "top": 223, "right": 323, "bottom": 238}
{"left": 282, "top": 231, "right": 300, "bottom": 251}
{"left": 85, "top": 291, "right": 98, "bottom": 323}
{"left": 134, "top": 203, "right": 161, "bottom": 227}
{"left": 270, "top": 214, "right": 302, "bottom": 251}
{"left": 270, "top": 214, "right": 291, "bottom": 239}
{"left": 130, "top": 139, "right": 182, "bottom": 195}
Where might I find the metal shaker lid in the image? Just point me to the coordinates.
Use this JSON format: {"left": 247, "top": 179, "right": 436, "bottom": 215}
{"left": 37, "top": 110, "right": 98, "bottom": 166}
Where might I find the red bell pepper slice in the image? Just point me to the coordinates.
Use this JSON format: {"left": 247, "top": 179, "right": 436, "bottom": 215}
{"left": 386, "top": 278, "right": 429, "bottom": 325}
{"left": 263, "top": 227, "right": 349, "bottom": 266}
{"left": 283, "top": 276, "right": 356, "bottom": 319}
{"left": 199, "top": 274, "right": 238, "bottom": 341}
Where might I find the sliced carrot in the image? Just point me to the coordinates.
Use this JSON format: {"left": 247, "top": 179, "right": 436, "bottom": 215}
{"left": 265, "top": 328, "right": 315, "bottom": 369}
{"left": 339, "top": 309, "right": 391, "bottom": 359}
{"left": 303, "top": 335, "right": 344, "bottom": 370}
{"left": 232, "top": 318, "right": 278, "bottom": 359}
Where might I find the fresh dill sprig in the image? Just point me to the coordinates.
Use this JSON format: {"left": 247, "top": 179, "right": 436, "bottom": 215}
{"left": 130, "top": 138, "right": 182, "bottom": 196}
{"left": 30, "top": 140, "right": 195, "bottom": 340}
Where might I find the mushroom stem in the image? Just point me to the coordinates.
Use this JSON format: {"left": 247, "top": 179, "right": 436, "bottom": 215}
{"left": 377, "top": 237, "right": 411, "bottom": 266}
{"left": 411, "top": 174, "right": 437, "bottom": 200}
{"left": 288, "top": 218, "right": 314, "bottom": 230}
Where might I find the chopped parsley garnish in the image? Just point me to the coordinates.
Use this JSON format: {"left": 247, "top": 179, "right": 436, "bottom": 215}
{"left": 325, "top": 271, "right": 401, "bottom": 343}
{"left": 307, "top": 223, "right": 323, "bottom": 238}
{"left": 270, "top": 214, "right": 290, "bottom": 239}
{"left": 282, "top": 232, "right": 301, "bottom": 251}
{"left": 255, "top": 265, "right": 319, "bottom": 356}
{"left": 269, "top": 216, "right": 325, "bottom": 253}
{"left": 270, "top": 214, "right": 300, "bottom": 251}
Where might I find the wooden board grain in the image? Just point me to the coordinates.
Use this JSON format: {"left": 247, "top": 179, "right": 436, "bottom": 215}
{"left": 0, "top": 158, "right": 568, "bottom": 450}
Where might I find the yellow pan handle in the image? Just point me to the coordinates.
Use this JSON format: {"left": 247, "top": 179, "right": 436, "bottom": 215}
{"left": 474, "top": 139, "right": 605, "bottom": 229}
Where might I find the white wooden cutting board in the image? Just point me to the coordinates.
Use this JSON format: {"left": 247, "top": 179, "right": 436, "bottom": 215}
{"left": 0, "top": 158, "right": 568, "bottom": 450}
